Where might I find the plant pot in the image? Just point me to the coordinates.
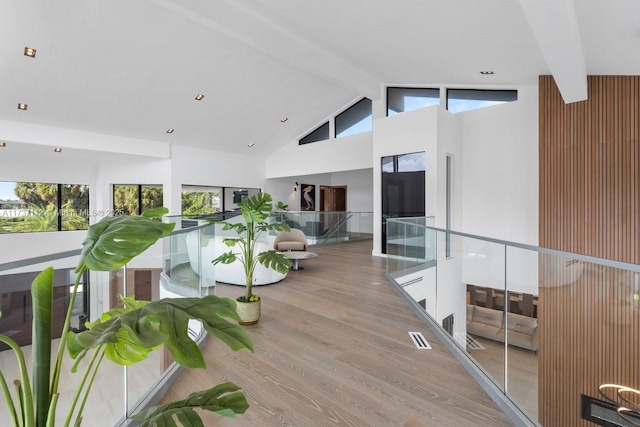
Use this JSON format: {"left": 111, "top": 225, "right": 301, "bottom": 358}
{"left": 236, "top": 299, "right": 261, "bottom": 326}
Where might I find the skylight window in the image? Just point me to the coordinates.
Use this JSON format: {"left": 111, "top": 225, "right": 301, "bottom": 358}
{"left": 299, "top": 122, "right": 329, "bottom": 145}
{"left": 446, "top": 89, "right": 517, "bottom": 113}
{"left": 387, "top": 87, "right": 440, "bottom": 116}
{"left": 335, "top": 98, "right": 372, "bottom": 138}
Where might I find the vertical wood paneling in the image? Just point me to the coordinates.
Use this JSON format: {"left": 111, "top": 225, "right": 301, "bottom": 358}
{"left": 539, "top": 76, "right": 640, "bottom": 426}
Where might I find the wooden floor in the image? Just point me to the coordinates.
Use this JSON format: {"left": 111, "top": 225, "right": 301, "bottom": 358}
{"left": 162, "top": 240, "right": 514, "bottom": 426}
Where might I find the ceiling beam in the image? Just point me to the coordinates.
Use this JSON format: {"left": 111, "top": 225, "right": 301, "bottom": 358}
{"left": 518, "top": 0, "right": 587, "bottom": 103}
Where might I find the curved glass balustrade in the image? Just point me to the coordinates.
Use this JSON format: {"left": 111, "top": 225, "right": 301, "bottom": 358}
{"left": 0, "top": 221, "right": 216, "bottom": 426}
{"left": 386, "top": 218, "right": 640, "bottom": 426}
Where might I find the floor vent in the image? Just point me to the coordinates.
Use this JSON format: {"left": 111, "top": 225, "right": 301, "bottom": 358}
{"left": 408, "top": 331, "right": 431, "bottom": 349}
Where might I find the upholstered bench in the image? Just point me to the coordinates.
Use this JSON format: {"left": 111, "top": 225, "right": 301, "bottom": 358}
{"left": 466, "top": 304, "right": 538, "bottom": 352}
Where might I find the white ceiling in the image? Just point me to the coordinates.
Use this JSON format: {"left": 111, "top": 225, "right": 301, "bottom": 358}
{"left": 1, "top": 0, "right": 639, "bottom": 159}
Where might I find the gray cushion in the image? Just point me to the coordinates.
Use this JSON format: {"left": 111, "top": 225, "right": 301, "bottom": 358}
{"left": 506, "top": 312, "right": 537, "bottom": 336}
{"left": 472, "top": 306, "right": 504, "bottom": 329}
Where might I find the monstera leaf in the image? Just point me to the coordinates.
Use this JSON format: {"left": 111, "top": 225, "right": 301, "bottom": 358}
{"left": 257, "top": 250, "right": 291, "bottom": 275}
{"left": 76, "top": 207, "right": 174, "bottom": 273}
{"left": 68, "top": 295, "right": 253, "bottom": 368}
{"left": 132, "top": 382, "right": 249, "bottom": 426}
{"left": 240, "top": 192, "right": 272, "bottom": 224}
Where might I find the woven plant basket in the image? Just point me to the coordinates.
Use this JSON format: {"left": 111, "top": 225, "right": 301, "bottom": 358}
{"left": 236, "top": 299, "right": 261, "bottom": 326}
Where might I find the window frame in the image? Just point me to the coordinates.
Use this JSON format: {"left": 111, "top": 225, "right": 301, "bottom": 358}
{"left": 334, "top": 97, "right": 372, "bottom": 138}
{"left": 446, "top": 88, "right": 518, "bottom": 113}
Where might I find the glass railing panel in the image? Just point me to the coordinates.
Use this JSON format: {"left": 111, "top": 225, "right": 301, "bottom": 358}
{"left": 126, "top": 223, "right": 214, "bottom": 420}
{"left": 504, "top": 245, "right": 539, "bottom": 423}
{"left": 121, "top": 238, "right": 167, "bottom": 419}
{"left": 446, "top": 231, "right": 507, "bottom": 392}
{"left": 271, "top": 211, "right": 373, "bottom": 245}
{"left": 0, "top": 252, "right": 126, "bottom": 427}
{"left": 0, "top": 220, "right": 216, "bottom": 426}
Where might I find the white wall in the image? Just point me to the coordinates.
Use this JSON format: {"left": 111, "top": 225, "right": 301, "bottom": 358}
{"left": 372, "top": 106, "right": 439, "bottom": 256}
{"left": 265, "top": 169, "right": 373, "bottom": 212}
{"left": 460, "top": 86, "right": 539, "bottom": 245}
{"left": 459, "top": 86, "right": 539, "bottom": 295}
{"left": 265, "top": 131, "right": 373, "bottom": 178}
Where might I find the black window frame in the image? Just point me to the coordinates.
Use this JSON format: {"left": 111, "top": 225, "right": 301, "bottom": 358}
{"left": 334, "top": 97, "right": 372, "bottom": 138}
{"left": 299, "top": 121, "right": 330, "bottom": 145}
{"left": 386, "top": 87, "right": 440, "bottom": 117}
{"left": 446, "top": 88, "right": 518, "bottom": 113}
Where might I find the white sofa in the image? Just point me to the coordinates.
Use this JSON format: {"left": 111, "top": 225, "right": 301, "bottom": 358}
{"left": 185, "top": 232, "right": 287, "bottom": 286}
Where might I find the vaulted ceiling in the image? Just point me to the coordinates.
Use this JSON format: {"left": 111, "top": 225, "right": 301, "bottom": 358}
{"left": 1, "top": 0, "right": 639, "bottom": 158}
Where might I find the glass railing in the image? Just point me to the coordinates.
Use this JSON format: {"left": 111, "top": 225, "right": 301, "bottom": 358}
{"left": 386, "top": 218, "right": 640, "bottom": 426}
{"left": 271, "top": 211, "right": 373, "bottom": 244}
{"left": 0, "top": 222, "right": 215, "bottom": 426}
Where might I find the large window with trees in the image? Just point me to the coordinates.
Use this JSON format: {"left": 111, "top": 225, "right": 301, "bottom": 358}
{"left": 181, "top": 185, "right": 222, "bottom": 217}
{"left": 113, "top": 184, "right": 164, "bottom": 216}
{"left": 0, "top": 181, "right": 89, "bottom": 233}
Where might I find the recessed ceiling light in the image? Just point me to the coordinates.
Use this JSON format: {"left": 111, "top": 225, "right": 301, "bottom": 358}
{"left": 54, "top": 147, "right": 62, "bottom": 153}
{"left": 166, "top": 128, "right": 175, "bottom": 134}
{"left": 480, "top": 71, "right": 495, "bottom": 75}
{"left": 280, "top": 117, "right": 288, "bottom": 123}
{"left": 24, "top": 47, "right": 36, "bottom": 58}
{"left": 0, "top": 141, "right": 6, "bottom": 147}
{"left": 18, "top": 103, "right": 27, "bottom": 110}
{"left": 247, "top": 143, "right": 255, "bottom": 147}
{"left": 195, "top": 94, "right": 204, "bottom": 101}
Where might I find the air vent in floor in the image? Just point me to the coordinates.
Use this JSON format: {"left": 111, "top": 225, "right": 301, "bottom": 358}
{"left": 408, "top": 331, "right": 431, "bottom": 349}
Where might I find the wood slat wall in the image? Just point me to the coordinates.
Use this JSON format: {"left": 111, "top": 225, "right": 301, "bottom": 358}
{"left": 539, "top": 75, "right": 640, "bottom": 426}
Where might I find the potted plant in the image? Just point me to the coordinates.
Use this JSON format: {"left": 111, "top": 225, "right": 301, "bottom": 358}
{"left": 212, "top": 192, "right": 291, "bottom": 325}
{"left": 0, "top": 207, "right": 253, "bottom": 426}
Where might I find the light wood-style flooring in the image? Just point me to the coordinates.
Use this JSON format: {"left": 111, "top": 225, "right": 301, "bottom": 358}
{"left": 162, "top": 240, "right": 514, "bottom": 426}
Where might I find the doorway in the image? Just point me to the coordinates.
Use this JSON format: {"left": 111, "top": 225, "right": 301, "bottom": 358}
{"left": 319, "top": 186, "right": 347, "bottom": 237}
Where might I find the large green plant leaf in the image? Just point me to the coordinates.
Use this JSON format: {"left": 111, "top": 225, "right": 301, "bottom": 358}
{"left": 240, "top": 192, "right": 273, "bottom": 224}
{"left": 212, "top": 251, "right": 238, "bottom": 265}
{"left": 76, "top": 207, "right": 175, "bottom": 273}
{"left": 30, "top": 267, "right": 53, "bottom": 427}
{"left": 131, "top": 382, "right": 249, "bottom": 426}
{"left": 68, "top": 296, "right": 253, "bottom": 368}
{"left": 257, "top": 250, "right": 291, "bottom": 275}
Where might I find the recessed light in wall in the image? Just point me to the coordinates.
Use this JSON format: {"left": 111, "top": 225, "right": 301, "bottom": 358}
{"left": 54, "top": 147, "right": 62, "bottom": 153}
{"left": 0, "top": 141, "right": 6, "bottom": 147}
{"left": 247, "top": 143, "right": 255, "bottom": 147}
{"left": 480, "top": 71, "right": 495, "bottom": 75}
{"left": 280, "top": 117, "right": 288, "bottom": 123}
{"left": 24, "top": 47, "right": 36, "bottom": 58}
{"left": 18, "top": 103, "right": 28, "bottom": 110}
{"left": 166, "top": 128, "right": 175, "bottom": 134}
{"left": 195, "top": 94, "right": 204, "bottom": 101}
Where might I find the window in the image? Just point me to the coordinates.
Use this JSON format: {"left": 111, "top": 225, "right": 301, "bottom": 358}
{"left": 335, "top": 98, "right": 372, "bottom": 137}
{"left": 181, "top": 185, "right": 221, "bottom": 217}
{"left": 113, "top": 184, "right": 163, "bottom": 216}
{"left": 299, "top": 121, "right": 329, "bottom": 145}
{"left": 381, "top": 151, "right": 426, "bottom": 254}
{"left": 387, "top": 87, "right": 440, "bottom": 116}
{"left": 0, "top": 181, "right": 89, "bottom": 233}
{"left": 383, "top": 152, "right": 427, "bottom": 173}
{"left": 446, "top": 89, "right": 517, "bottom": 113}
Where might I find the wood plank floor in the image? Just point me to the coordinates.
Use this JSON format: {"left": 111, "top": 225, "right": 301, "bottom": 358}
{"left": 161, "top": 240, "right": 514, "bottom": 426}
